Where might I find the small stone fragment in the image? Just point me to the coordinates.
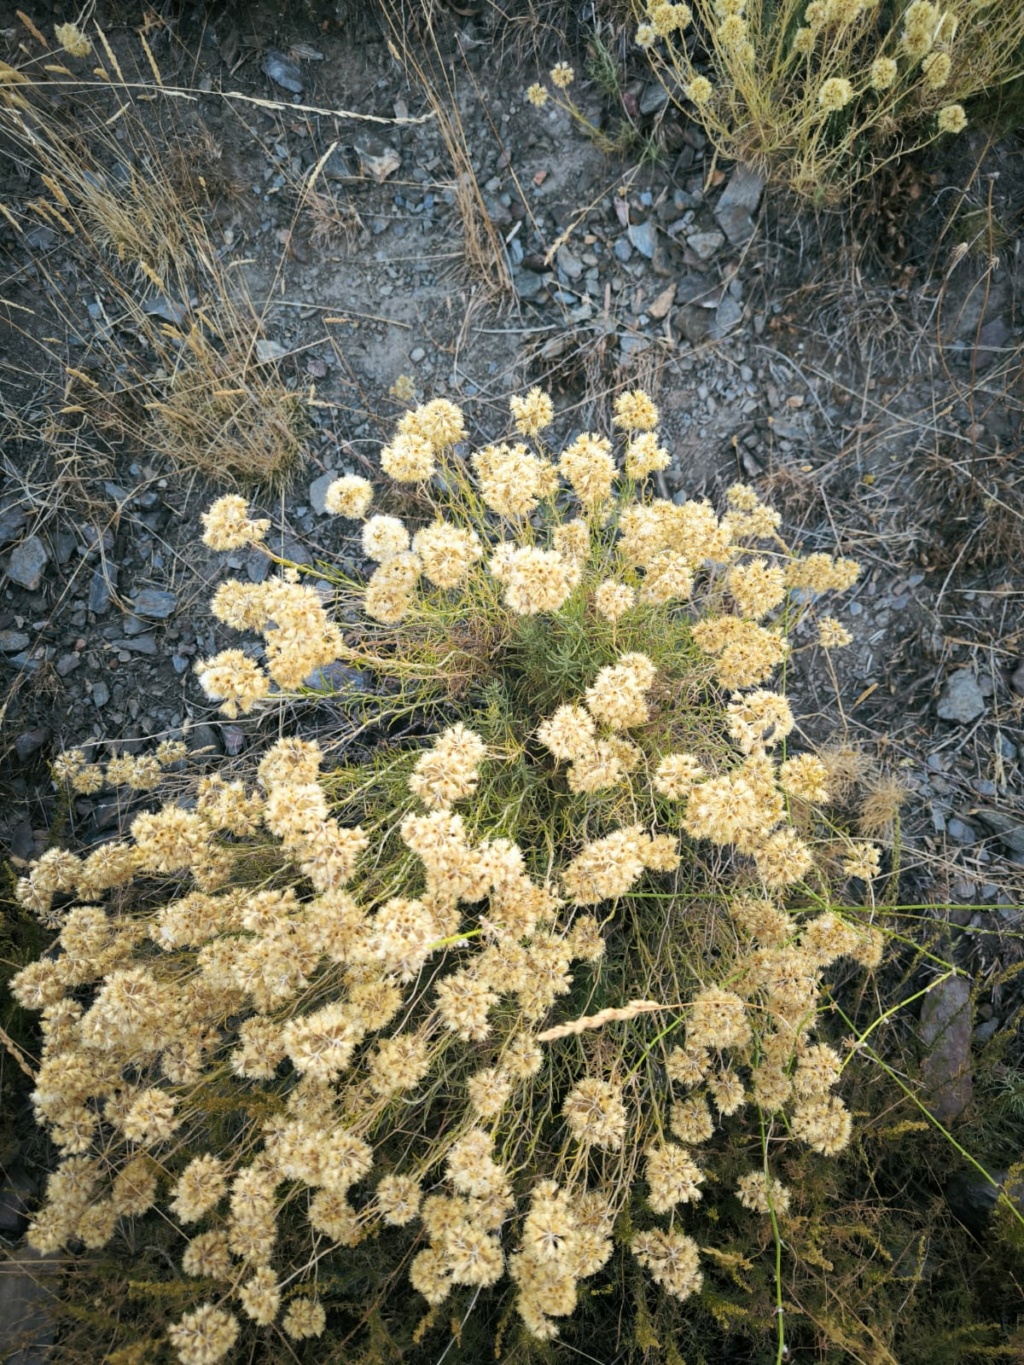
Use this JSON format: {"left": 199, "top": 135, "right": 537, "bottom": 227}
{"left": 355, "top": 136, "right": 401, "bottom": 182}
{"left": 7, "top": 536, "right": 48, "bottom": 590}
{"left": 255, "top": 339, "right": 288, "bottom": 363}
{"left": 936, "top": 670, "right": 986, "bottom": 723}
{"left": 0, "top": 630, "right": 30, "bottom": 652}
{"left": 261, "top": 50, "right": 303, "bottom": 93}
{"left": 714, "top": 164, "right": 764, "bottom": 246}
{"left": 132, "top": 589, "right": 177, "bottom": 619}
{"left": 15, "top": 728, "right": 49, "bottom": 761}
{"left": 919, "top": 975, "right": 973, "bottom": 1123}
{"left": 627, "top": 220, "right": 656, "bottom": 260}
{"left": 309, "top": 471, "right": 337, "bottom": 515}
{"left": 686, "top": 230, "right": 725, "bottom": 261}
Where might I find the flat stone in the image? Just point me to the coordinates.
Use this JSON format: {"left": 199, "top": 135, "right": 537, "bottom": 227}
{"left": 627, "top": 220, "right": 656, "bottom": 260}
{"left": 714, "top": 164, "right": 764, "bottom": 245}
{"left": 936, "top": 670, "right": 986, "bottom": 723}
{"left": 972, "top": 809, "right": 1024, "bottom": 856}
{"left": 613, "top": 236, "right": 633, "bottom": 263}
{"left": 261, "top": 49, "right": 303, "bottom": 94}
{"left": 7, "top": 537, "right": 48, "bottom": 591}
{"left": 0, "top": 630, "right": 30, "bottom": 653}
{"left": 309, "top": 471, "right": 337, "bottom": 515}
{"left": 647, "top": 282, "right": 677, "bottom": 321}
{"left": 673, "top": 304, "right": 714, "bottom": 345}
{"left": 304, "top": 661, "right": 369, "bottom": 692}
{"left": 91, "top": 680, "right": 110, "bottom": 707}
{"left": 946, "top": 818, "right": 976, "bottom": 845}
{"left": 111, "top": 635, "right": 157, "bottom": 654}
{"left": 132, "top": 588, "right": 177, "bottom": 619}
{"left": 14, "top": 728, "right": 49, "bottom": 761}
{"left": 221, "top": 725, "right": 245, "bottom": 756}
{"left": 556, "top": 245, "right": 584, "bottom": 280}
{"left": 88, "top": 565, "right": 117, "bottom": 615}
{"left": 255, "top": 339, "right": 288, "bottom": 363}
{"left": 712, "top": 295, "right": 743, "bottom": 338}
{"left": 919, "top": 974, "right": 973, "bottom": 1123}
{"left": 0, "top": 502, "right": 28, "bottom": 548}
{"left": 675, "top": 275, "right": 723, "bottom": 308}
{"left": 686, "top": 230, "right": 725, "bottom": 261}
{"left": 514, "top": 269, "right": 546, "bottom": 300}
{"left": 55, "top": 653, "right": 80, "bottom": 677}
{"left": 354, "top": 136, "right": 401, "bottom": 182}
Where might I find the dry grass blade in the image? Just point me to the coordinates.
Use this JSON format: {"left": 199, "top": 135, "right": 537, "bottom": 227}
{"left": 381, "top": 10, "right": 511, "bottom": 298}
{"left": 537, "top": 999, "right": 666, "bottom": 1041}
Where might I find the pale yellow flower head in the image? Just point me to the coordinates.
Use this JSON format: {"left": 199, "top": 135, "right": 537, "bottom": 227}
{"left": 818, "top": 76, "right": 854, "bottom": 110}
{"left": 613, "top": 389, "right": 660, "bottom": 432}
{"left": 55, "top": 22, "right": 92, "bottom": 57}
{"left": 324, "top": 475, "right": 373, "bottom": 518}
{"left": 870, "top": 55, "right": 899, "bottom": 89}
{"left": 509, "top": 386, "right": 555, "bottom": 437}
{"left": 937, "top": 103, "right": 966, "bottom": 133}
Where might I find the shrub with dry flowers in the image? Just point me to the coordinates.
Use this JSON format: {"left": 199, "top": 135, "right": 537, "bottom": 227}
{"left": 633, "top": 0, "right": 1024, "bottom": 197}
{"left": 13, "top": 385, "right": 932, "bottom": 1363}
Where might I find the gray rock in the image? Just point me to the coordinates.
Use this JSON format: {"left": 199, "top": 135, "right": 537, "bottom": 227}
{"left": 1010, "top": 658, "right": 1024, "bottom": 696}
{"left": 673, "top": 305, "right": 714, "bottom": 345}
{"left": 514, "top": 270, "right": 547, "bottom": 300}
{"left": 613, "top": 236, "right": 633, "bottom": 263}
{"left": 945, "top": 1169, "right": 1007, "bottom": 1233}
{"left": 261, "top": 50, "right": 303, "bottom": 94}
{"left": 255, "top": 339, "right": 288, "bottom": 363}
{"left": 946, "top": 818, "right": 976, "bottom": 845}
{"left": 0, "top": 501, "right": 28, "bottom": 547}
{"left": 675, "top": 276, "right": 723, "bottom": 308}
{"left": 188, "top": 723, "right": 220, "bottom": 754}
{"left": 7, "top": 537, "right": 48, "bottom": 591}
{"left": 14, "top": 728, "right": 48, "bottom": 761}
{"left": 221, "top": 725, "right": 245, "bottom": 756}
{"left": 132, "top": 588, "right": 177, "bottom": 619}
{"left": 0, "top": 630, "right": 30, "bottom": 653}
{"left": 91, "top": 681, "right": 110, "bottom": 708}
{"left": 322, "top": 147, "right": 359, "bottom": 183}
{"left": 55, "top": 653, "right": 80, "bottom": 678}
{"left": 309, "top": 471, "right": 337, "bottom": 515}
{"left": 714, "top": 164, "right": 764, "bottom": 245}
{"left": 972, "top": 809, "right": 1024, "bottom": 855}
{"left": 556, "top": 245, "right": 584, "bottom": 280}
{"left": 919, "top": 975, "right": 973, "bottom": 1123}
{"left": 88, "top": 565, "right": 117, "bottom": 615}
{"left": 712, "top": 295, "right": 743, "bottom": 338}
{"left": 112, "top": 635, "right": 157, "bottom": 655}
{"left": 627, "top": 220, "right": 656, "bottom": 260}
{"left": 354, "top": 136, "right": 401, "bottom": 183}
{"left": 686, "top": 229, "right": 725, "bottom": 261}
{"left": 936, "top": 670, "right": 986, "bottom": 723}
{"left": 639, "top": 82, "right": 669, "bottom": 115}
{"left": 304, "top": 661, "right": 369, "bottom": 692}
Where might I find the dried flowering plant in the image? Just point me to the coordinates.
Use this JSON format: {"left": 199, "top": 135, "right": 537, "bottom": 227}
{"left": 13, "top": 386, "right": 942, "bottom": 1363}
{"left": 634, "top": 0, "right": 1024, "bottom": 197}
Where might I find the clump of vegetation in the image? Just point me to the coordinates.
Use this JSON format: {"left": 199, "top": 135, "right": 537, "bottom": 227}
{"left": 0, "top": 23, "right": 308, "bottom": 484}
{"left": 629, "top": 0, "right": 1024, "bottom": 197}
{"left": 16, "top": 383, "right": 984, "bottom": 1364}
